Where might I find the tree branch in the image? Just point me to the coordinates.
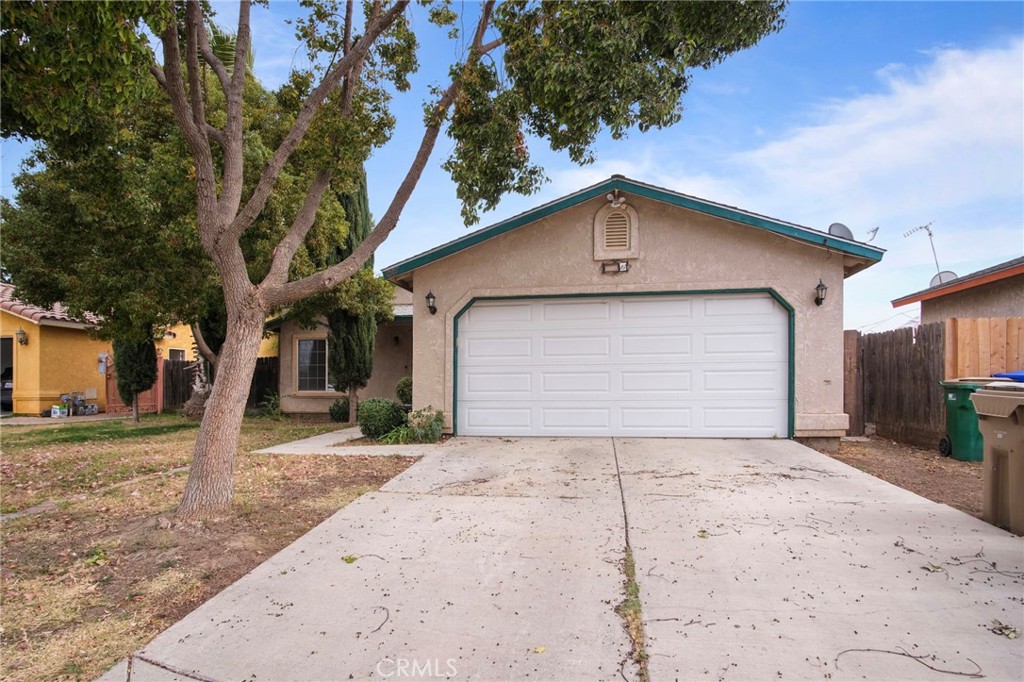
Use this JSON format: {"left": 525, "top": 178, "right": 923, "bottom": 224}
{"left": 226, "top": 0, "right": 410, "bottom": 243}
{"left": 149, "top": 64, "right": 167, "bottom": 90}
{"left": 264, "top": 82, "right": 460, "bottom": 308}
{"left": 205, "top": 125, "right": 226, "bottom": 148}
{"left": 184, "top": 1, "right": 209, "bottom": 136}
{"left": 191, "top": 323, "right": 220, "bottom": 371}
{"left": 197, "top": 23, "right": 231, "bottom": 92}
{"left": 262, "top": 169, "right": 334, "bottom": 287}
{"left": 218, "top": 0, "right": 252, "bottom": 229}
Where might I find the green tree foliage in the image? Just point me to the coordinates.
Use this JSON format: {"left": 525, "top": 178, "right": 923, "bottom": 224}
{"left": 112, "top": 334, "right": 158, "bottom": 423}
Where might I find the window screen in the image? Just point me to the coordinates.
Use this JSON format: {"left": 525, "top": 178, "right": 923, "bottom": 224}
{"left": 297, "top": 339, "right": 328, "bottom": 391}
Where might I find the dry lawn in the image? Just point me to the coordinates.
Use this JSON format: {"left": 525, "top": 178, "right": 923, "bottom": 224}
{"left": 827, "top": 436, "right": 984, "bottom": 518}
{"left": 0, "top": 414, "right": 416, "bottom": 681}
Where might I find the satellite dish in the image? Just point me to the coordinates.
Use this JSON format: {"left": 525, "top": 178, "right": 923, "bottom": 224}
{"left": 930, "top": 271, "right": 958, "bottom": 287}
{"left": 828, "top": 222, "right": 854, "bottom": 240}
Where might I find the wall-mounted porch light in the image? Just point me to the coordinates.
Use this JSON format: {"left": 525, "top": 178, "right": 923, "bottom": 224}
{"left": 814, "top": 279, "right": 828, "bottom": 306}
{"left": 15, "top": 328, "right": 28, "bottom": 345}
{"left": 425, "top": 291, "right": 437, "bottom": 315}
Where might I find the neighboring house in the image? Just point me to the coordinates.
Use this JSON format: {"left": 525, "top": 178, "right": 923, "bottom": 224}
{"left": 382, "top": 176, "right": 884, "bottom": 446}
{"left": 891, "top": 256, "right": 1024, "bottom": 324}
{"left": 0, "top": 282, "right": 242, "bottom": 415}
{"left": 276, "top": 288, "right": 413, "bottom": 414}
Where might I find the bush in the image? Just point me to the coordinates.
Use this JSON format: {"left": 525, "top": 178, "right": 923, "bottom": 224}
{"left": 407, "top": 407, "right": 444, "bottom": 443}
{"left": 357, "top": 398, "right": 407, "bottom": 439}
{"left": 396, "top": 375, "right": 413, "bottom": 404}
{"left": 378, "top": 425, "right": 411, "bottom": 444}
{"left": 181, "top": 386, "right": 210, "bottom": 421}
{"left": 329, "top": 397, "right": 350, "bottom": 423}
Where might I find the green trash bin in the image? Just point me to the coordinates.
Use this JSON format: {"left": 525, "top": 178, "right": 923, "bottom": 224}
{"left": 939, "top": 379, "right": 996, "bottom": 461}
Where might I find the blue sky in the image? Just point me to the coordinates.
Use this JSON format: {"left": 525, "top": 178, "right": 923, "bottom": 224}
{"left": 2, "top": 1, "right": 1021, "bottom": 330}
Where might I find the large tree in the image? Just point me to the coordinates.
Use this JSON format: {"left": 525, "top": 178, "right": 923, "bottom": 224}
{"left": 1, "top": 0, "right": 786, "bottom": 520}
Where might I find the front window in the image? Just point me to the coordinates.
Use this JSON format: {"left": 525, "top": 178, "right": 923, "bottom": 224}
{"left": 297, "top": 338, "right": 328, "bottom": 391}
{"left": 168, "top": 349, "right": 186, "bottom": 361}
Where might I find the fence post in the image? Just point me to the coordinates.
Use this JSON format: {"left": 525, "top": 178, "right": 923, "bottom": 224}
{"left": 843, "top": 330, "right": 863, "bottom": 436}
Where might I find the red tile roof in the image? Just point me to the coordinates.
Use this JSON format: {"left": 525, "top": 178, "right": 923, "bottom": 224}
{"left": 0, "top": 283, "right": 98, "bottom": 327}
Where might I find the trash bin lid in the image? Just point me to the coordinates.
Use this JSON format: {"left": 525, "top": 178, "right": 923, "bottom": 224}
{"left": 941, "top": 377, "right": 1002, "bottom": 389}
{"left": 971, "top": 383, "right": 1024, "bottom": 417}
{"left": 993, "top": 370, "right": 1024, "bottom": 382}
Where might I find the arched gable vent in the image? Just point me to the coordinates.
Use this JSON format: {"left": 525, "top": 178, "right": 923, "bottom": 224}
{"left": 604, "top": 211, "right": 630, "bottom": 250}
{"left": 593, "top": 203, "right": 640, "bottom": 261}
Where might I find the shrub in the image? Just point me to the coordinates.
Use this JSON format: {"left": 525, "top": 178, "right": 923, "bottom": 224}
{"left": 181, "top": 386, "right": 210, "bottom": 421}
{"left": 396, "top": 375, "right": 413, "bottom": 404}
{"left": 407, "top": 407, "right": 444, "bottom": 443}
{"left": 329, "top": 397, "right": 350, "bottom": 423}
{"left": 379, "top": 425, "right": 412, "bottom": 444}
{"left": 357, "top": 398, "right": 407, "bottom": 439}
{"left": 258, "top": 391, "right": 284, "bottom": 419}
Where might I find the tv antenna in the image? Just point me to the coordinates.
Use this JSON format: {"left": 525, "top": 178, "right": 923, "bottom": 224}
{"left": 865, "top": 227, "right": 879, "bottom": 243}
{"left": 903, "top": 222, "right": 942, "bottom": 275}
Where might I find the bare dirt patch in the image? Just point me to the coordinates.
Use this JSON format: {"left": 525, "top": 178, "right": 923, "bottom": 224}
{"left": 0, "top": 415, "right": 416, "bottom": 681}
{"left": 826, "top": 437, "right": 983, "bottom": 517}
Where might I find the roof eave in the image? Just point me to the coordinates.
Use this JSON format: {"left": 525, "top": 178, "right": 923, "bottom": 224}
{"left": 891, "top": 263, "right": 1024, "bottom": 308}
{"left": 382, "top": 176, "right": 885, "bottom": 282}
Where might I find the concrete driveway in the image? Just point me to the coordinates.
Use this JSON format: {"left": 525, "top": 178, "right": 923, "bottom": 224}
{"left": 105, "top": 438, "right": 1023, "bottom": 681}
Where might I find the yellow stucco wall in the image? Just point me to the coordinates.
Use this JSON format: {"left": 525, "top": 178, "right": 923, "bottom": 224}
{"left": 407, "top": 195, "right": 854, "bottom": 437}
{"left": 1, "top": 310, "right": 113, "bottom": 415}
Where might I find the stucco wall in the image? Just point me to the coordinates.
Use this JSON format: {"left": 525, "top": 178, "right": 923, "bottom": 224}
{"left": 279, "top": 318, "right": 412, "bottom": 415}
{"left": 408, "top": 195, "right": 850, "bottom": 437}
{"left": 920, "top": 275, "right": 1024, "bottom": 324}
{"left": 0, "top": 311, "right": 113, "bottom": 415}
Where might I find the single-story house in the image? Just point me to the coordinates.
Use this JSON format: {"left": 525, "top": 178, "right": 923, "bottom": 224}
{"left": 0, "top": 283, "right": 204, "bottom": 414}
{"left": 891, "top": 256, "right": 1024, "bottom": 324}
{"left": 276, "top": 288, "right": 413, "bottom": 414}
{"left": 382, "top": 176, "right": 884, "bottom": 447}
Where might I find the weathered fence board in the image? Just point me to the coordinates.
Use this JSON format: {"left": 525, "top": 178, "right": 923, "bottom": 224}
{"left": 857, "top": 322, "right": 945, "bottom": 448}
{"left": 163, "top": 360, "right": 195, "bottom": 412}
{"left": 846, "top": 316, "right": 1023, "bottom": 448}
{"left": 247, "top": 357, "right": 279, "bottom": 409}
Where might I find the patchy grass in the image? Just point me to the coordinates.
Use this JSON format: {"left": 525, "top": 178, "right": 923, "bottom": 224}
{"left": 0, "top": 414, "right": 417, "bottom": 682}
{"left": 616, "top": 547, "right": 649, "bottom": 682}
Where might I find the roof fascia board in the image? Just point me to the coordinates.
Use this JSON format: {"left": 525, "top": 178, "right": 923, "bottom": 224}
{"left": 383, "top": 177, "right": 885, "bottom": 280}
{"left": 891, "top": 263, "right": 1024, "bottom": 307}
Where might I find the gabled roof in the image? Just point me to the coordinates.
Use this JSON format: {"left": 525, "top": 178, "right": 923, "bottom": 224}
{"left": 383, "top": 175, "right": 885, "bottom": 284}
{"left": 891, "top": 256, "right": 1024, "bottom": 308}
{"left": 0, "top": 283, "right": 97, "bottom": 329}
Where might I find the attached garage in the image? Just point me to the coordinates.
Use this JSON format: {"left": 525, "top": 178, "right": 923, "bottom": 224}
{"left": 384, "top": 176, "right": 883, "bottom": 446}
{"left": 456, "top": 293, "right": 789, "bottom": 437}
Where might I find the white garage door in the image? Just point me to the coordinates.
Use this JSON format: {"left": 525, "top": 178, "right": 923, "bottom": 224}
{"left": 456, "top": 293, "right": 789, "bottom": 437}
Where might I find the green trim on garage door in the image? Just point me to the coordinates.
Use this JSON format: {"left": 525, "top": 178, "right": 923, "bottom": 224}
{"left": 452, "top": 289, "right": 795, "bottom": 437}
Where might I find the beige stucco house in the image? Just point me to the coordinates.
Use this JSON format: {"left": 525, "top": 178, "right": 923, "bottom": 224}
{"left": 276, "top": 288, "right": 413, "bottom": 414}
{"left": 891, "top": 256, "right": 1024, "bottom": 324}
{"left": 382, "top": 176, "right": 884, "bottom": 446}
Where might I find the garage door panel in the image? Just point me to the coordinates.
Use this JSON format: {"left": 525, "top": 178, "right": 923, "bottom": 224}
{"left": 541, "top": 371, "right": 611, "bottom": 394}
{"left": 703, "top": 295, "right": 779, "bottom": 318}
{"left": 464, "top": 371, "right": 533, "bottom": 395}
{"left": 621, "top": 298, "right": 693, "bottom": 321}
{"left": 702, "top": 331, "right": 780, "bottom": 357}
{"left": 541, "top": 300, "right": 611, "bottom": 321}
{"left": 621, "top": 407, "right": 692, "bottom": 430}
{"left": 620, "top": 334, "right": 693, "bottom": 358}
{"left": 457, "top": 295, "right": 788, "bottom": 437}
{"left": 542, "top": 407, "right": 611, "bottom": 428}
{"left": 703, "top": 368, "right": 785, "bottom": 394}
{"left": 620, "top": 371, "right": 692, "bottom": 394}
{"left": 465, "top": 337, "right": 532, "bottom": 359}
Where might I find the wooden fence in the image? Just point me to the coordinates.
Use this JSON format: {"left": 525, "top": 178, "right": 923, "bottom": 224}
{"left": 845, "top": 317, "right": 1024, "bottom": 448}
{"left": 120, "top": 357, "right": 281, "bottom": 413}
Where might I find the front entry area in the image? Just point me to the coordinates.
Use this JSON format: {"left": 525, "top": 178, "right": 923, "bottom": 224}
{"left": 455, "top": 292, "right": 790, "bottom": 437}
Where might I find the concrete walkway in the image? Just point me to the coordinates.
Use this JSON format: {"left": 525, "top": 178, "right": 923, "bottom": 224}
{"left": 102, "top": 438, "right": 1023, "bottom": 681}
{"left": 2, "top": 413, "right": 129, "bottom": 426}
{"left": 252, "top": 426, "right": 446, "bottom": 457}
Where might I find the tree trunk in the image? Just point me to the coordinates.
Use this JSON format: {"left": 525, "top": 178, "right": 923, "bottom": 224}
{"left": 132, "top": 395, "right": 139, "bottom": 424}
{"left": 176, "top": 304, "right": 265, "bottom": 521}
{"left": 348, "top": 385, "right": 357, "bottom": 424}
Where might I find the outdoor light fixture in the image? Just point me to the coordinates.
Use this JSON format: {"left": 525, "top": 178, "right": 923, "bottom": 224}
{"left": 814, "top": 279, "right": 828, "bottom": 306}
{"left": 425, "top": 291, "right": 437, "bottom": 315}
{"left": 15, "top": 328, "right": 28, "bottom": 345}
{"left": 601, "top": 260, "right": 630, "bottom": 274}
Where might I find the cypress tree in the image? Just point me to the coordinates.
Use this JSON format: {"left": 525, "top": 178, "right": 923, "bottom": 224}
{"left": 112, "top": 330, "right": 158, "bottom": 424}
{"left": 327, "top": 171, "right": 376, "bottom": 422}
